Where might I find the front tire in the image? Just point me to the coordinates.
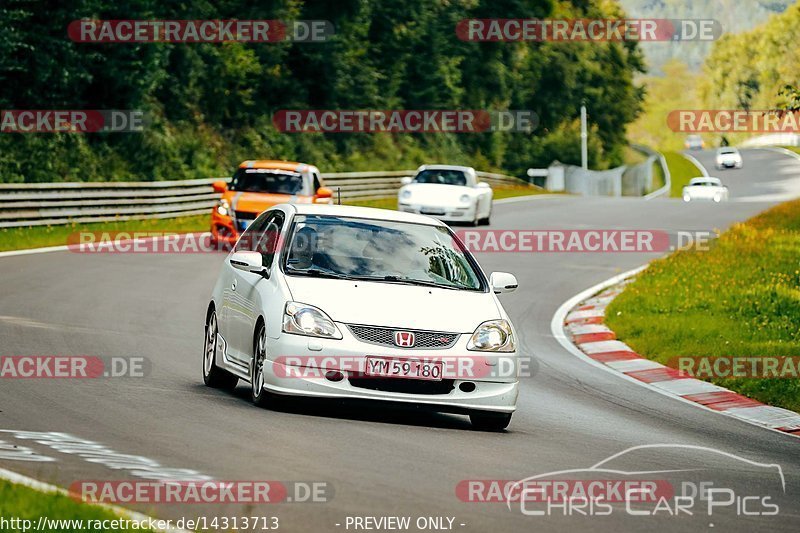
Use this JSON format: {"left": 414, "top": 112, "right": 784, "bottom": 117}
{"left": 470, "top": 411, "right": 512, "bottom": 431}
{"left": 479, "top": 206, "right": 492, "bottom": 226}
{"left": 251, "top": 323, "right": 271, "bottom": 407}
{"left": 203, "top": 310, "right": 238, "bottom": 390}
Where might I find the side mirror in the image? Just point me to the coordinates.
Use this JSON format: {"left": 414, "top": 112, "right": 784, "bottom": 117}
{"left": 316, "top": 186, "right": 333, "bottom": 199}
{"left": 212, "top": 180, "right": 228, "bottom": 193}
{"left": 490, "top": 272, "right": 518, "bottom": 294}
{"left": 476, "top": 182, "right": 491, "bottom": 189}
{"left": 229, "top": 251, "right": 265, "bottom": 275}
{"left": 400, "top": 177, "right": 413, "bottom": 185}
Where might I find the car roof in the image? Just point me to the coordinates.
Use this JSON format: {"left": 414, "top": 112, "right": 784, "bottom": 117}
{"left": 282, "top": 203, "right": 448, "bottom": 226}
{"left": 689, "top": 177, "right": 722, "bottom": 185}
{"left": 238, "top": 160, "right": 318, "bottom": 173}
{"left": 416, "top": 164, "right": 475, "bottom": 174}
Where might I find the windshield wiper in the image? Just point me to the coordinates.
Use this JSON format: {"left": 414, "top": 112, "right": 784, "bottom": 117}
{"left": 351, "top": 274, "right": 457, "bottom": 290}
{"left": 286, "top": 267, "right": 350, "bottom": 280}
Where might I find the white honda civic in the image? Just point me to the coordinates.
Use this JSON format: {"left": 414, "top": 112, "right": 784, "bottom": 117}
{"left": 203, "top": 204, "right": 520, "bottom": 430}
{"left": 397, "top": 165, "right": 493, "bottom": 225}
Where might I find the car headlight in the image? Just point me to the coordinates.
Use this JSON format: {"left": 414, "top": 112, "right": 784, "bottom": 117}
{"left": 282, "top": 302, "right": 342, "bottom": 339}
{"left": 459, "top": 194, "right": 471, "bottom": 204}
{"left": 713, "top": 193, "right": 722, "bottom": 202}
{"left": 467, "top": 319, "right": 515, "bottom": 352}
{"left": 400, "top": 190, "right": 412, "bottom": 200}
{"left": 683, "top": 194, "right": 691, "bottom": 202}
{"left": 216, "top": 199, "right": 230, "bottom": 216}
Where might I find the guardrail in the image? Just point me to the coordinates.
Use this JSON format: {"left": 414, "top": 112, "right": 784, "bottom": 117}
{"left": 0, "top": 170, "right": 534, "bottom": 228}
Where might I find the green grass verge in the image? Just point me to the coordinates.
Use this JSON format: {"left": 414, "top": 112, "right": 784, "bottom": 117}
{"left": 0, "top": 479, "right": 154, "bottom": 532}
{"left": 0, "top": 215, "right": 209, "bottom": 253}
{"left": 605, "top": 199, "right": 800, "bottom": 413}
{"left": 664, "top": 151, "right": 704, "bottom": 198}
{"left": 780, "top": 146, "right": 800, "bottom": 155}
{"left": 0, "top": 186, "right": 545, "bottom": 253}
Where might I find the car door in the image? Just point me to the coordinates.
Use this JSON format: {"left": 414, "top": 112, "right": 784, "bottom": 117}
{"left": 228, "top": 210, "right": 286, "bottom": 362}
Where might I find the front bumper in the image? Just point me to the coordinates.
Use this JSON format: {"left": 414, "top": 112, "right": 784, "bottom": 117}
{"left": 398, "top": 202, "right": 476, "bottom": 222}
{"left": 262, "top": 325, "right": 519, "bottom": 413}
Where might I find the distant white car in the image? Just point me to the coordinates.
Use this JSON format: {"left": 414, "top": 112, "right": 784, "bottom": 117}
{"left": 398, "top": 165, "right": 493, "bottom": 225}
{"left": 682, "top": 177, "right": 729, "bottom": 203}
{"left": 715, "top": 147, "right": 742, "bottom": 169}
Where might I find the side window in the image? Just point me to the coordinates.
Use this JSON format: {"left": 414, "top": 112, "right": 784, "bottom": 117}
{"left": 253, "top": 212, "right": 286, "bottom": 270}
{"left": 312, "top": 173, "right": 321, "bottom": 194}
{"left": 234, "top": 212, "right": 270, "bottom": 253}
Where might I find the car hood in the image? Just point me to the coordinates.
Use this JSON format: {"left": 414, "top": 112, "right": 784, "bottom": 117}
{"left": 283, "top": 276, "right": 499, "bottom": 333}
{"left": 224, "top": 190, "right": 312, "bottom": 214}
{"left": 401, "top": 183, "right": 472, "bottom": 206}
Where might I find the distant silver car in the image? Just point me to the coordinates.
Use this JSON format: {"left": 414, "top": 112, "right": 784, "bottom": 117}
{"left": 682, "top": 177, "right": 729, "bottom": 203}
{"left": 715, "top": 147, "right": 743, "bottom": 169}
{"left": 685, "top": 135, "right": 704, "bottom": 151}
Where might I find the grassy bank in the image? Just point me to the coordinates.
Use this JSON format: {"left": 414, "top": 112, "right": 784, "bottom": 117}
{"left": 664, "top": 151, "right": 704, "bottom": 197}
{"left": 0, "top": 215, "right": 209, "bottom": 253}
{"left": 0, "top": 479, "right": 154, "bottom": 532}
{"left": 0, "top": 186, "right": 544, "bottom": 252}
{"left": 605, "top": 199, "right": 800, "bottom": 412}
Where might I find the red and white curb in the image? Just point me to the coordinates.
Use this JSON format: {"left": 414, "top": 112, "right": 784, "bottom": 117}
{"left": 552, "top": 266, "right": 800, "bottom": 440}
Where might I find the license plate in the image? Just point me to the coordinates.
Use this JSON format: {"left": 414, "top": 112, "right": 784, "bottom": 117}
{"left": 421, "top": 208, "right": 445, "bottom": 215}
{"left": 365, "top": 357, "right": 443, "bottom": 381}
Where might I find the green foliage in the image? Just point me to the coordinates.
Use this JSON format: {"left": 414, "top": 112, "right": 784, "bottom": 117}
{"left": 700, "top": 3, "right": 800, "bottom": 114}
{"left": 0, "top": 0, "right": 645, "bottom": 182}
{"left": 618, "top": 0, "right": 792, "bottom": 73}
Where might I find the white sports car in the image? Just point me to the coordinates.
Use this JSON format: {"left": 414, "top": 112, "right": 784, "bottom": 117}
{"left": 397, "top": 165, "right": 493, "bottom": 225}
{"left": 715, "top": 147, "right": 743, "bottom": 169}
{"left": 203, "top": 204, "right": 520, "bottom": 430}
{"left": 682, "top": 177, "right": 729, "bottom": 203}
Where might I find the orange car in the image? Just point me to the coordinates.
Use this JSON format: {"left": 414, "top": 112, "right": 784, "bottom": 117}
{"left": 211, "top": 160, "right": 333, "bottom": 246}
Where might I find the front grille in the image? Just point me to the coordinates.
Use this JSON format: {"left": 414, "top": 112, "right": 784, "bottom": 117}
{"left": 348, "top": 376, "right": 455, "bottom": 395}
{"left": 348, "top": 325, "right": 459, "bottom": 349}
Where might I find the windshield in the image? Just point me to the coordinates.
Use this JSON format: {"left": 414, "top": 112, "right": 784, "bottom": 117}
{"left": 230, "top": 168, "right": 305, "bottom": 194}
{"left": 414, "top": 169, "right": 468, "bottom": 186}
{"left": 283, "top": 215, "right": 484, "bottom": 291}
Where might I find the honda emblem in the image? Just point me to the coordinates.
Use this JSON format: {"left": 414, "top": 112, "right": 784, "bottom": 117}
{"left": 394, "top": 331, "right": 415, "bottom": 347}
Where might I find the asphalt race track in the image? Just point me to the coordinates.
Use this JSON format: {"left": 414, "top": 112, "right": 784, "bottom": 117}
{"left": 1, "top": 148, "right": 798, "bottom": 532}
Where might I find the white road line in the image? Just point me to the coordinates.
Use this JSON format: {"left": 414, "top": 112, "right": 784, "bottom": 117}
{"left": 759, "top": 146, "right": 800, "bottom": 161}
{"left": 549, "top": 266, "right": 800, "bottom": 440}
{"left": 0, "top": 467, "right": 191, "bottom": 533}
